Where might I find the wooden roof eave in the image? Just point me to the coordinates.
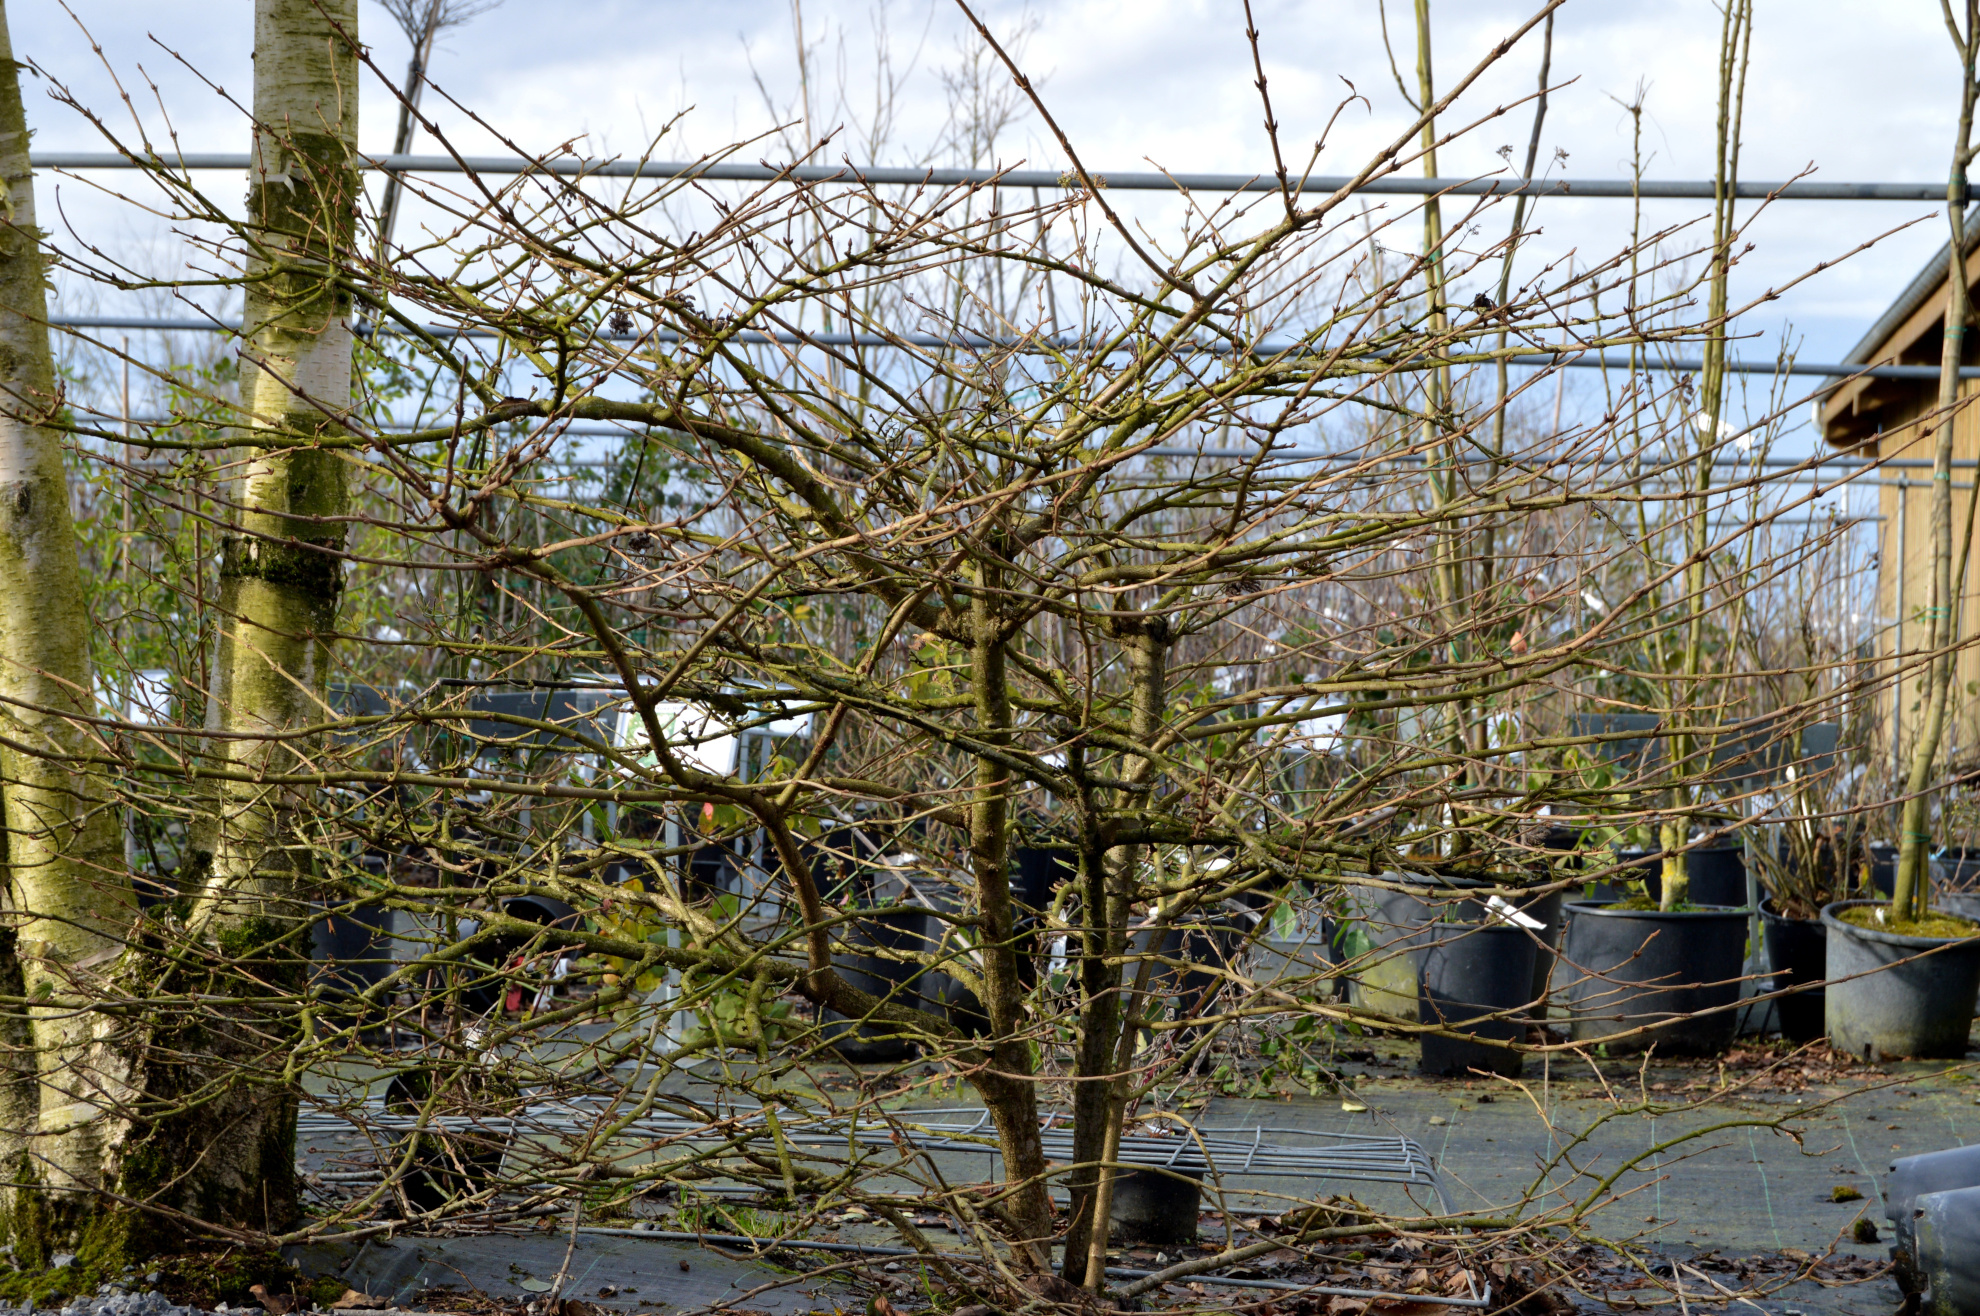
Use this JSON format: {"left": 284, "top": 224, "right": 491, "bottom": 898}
{"left": 1822, "top": 224, "right": 1980, "bottom": 453}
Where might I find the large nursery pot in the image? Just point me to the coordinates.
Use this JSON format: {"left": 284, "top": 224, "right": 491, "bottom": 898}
{"left": 1868, "top": 841, "right": 1898, "bottom": 898}
{"left": 1823, "top": 900, "right": 1980, "bottom": 1062}
{"left": 1341, "top": 876, "right": 1483, "bottom": 1018}
{"left": 1887, "top": 1144, "right": 1980, "bottom": 1295}
{"left": 1588, "top": 844, "right": 1747, "bottom": 908}
{"left": 382, "top": 1067, "right": 513, "bottom": 1216}
{"left": 309, "top": 902, "right": 395, "bottom": 1002}
{"left": 1913, "top": 1185, "right": 1980, "bottom": 1315}
{"left": 1126, "top": 917, "right": 1247, "bottom": 1045}
{"left": 1683, "top": 842, "right": 1747, "bottom": 907}
{"left": 1933, "top": 846, "right": 1980, "bottom": 894}
{"left": 1758, "top": 900, "right": 1827, "bottom": 1045}
{"left": 1515, "top": 885, "right": 1566, "bottom": 1009}
{"left": 1558, "top": 902, "right": 1748, "bottom": 1054}
{"left": 820, "top": 897, "right": 925, "bottom": 1062}
{"left": 1416, "top": 922, "right": 1537, "bottom": 1077}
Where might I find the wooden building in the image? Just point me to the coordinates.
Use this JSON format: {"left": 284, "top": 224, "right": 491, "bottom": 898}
{"left": 1821, "top": 208, "right": 1980, "bottom": 764}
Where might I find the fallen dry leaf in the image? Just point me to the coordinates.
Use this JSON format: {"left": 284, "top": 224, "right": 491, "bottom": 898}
{"left": 248, "top": 1285, "right": 297, "bottom": 1316}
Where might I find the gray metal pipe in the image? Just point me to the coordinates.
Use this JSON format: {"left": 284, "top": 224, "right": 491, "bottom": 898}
{"left": 45, "top": 316, "right": 1974, "bottom": 381}
{"left": 25, "top": 152, "right": 1962, "bottom": 202}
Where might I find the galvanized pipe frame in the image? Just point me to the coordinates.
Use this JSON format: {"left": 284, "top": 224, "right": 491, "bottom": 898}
{"left": 24, "top": 152, "right": 1968, "bottom": 203}
{"left": 43, "top": 315, "right": 1977, "bottom": 383}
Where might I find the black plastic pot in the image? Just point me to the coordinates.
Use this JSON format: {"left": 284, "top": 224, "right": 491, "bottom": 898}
{"left": 1126, "top": 919, "right": 1247, "bottom": 1042}
{"left": 1011, "top": 846, "right": 1075, "bottom": 913}
{"left": 1868, "top": 841, "right": 1897, "bottom": 898}
{"left": 1513, "top": 887, "right": 1566, "bottom": 1009}
{"left": 309, "top": 903, "right": 394, "bottom": 1001}
{"left": 1415, "top": 923, "right": 1537, "bottom": 1077}
{"left": 1887, "top": 1145, "right": 1980, "bottom": 1295}
{"left": 1558, "top": 902, "right": 1748, "bottom": 1054}
{"left": 1596, "top": 848, "right": 1664, "bottom": 904}
{"left": 1008, "top": 846, "right": 1073, "bottom": 991}
{"left": 1341, "top": 877, "right": 1484, "bottom": 1019}
{"left": 902, "top": 877, "right": 991, "bottom": 1037}
{"left": 1594, "top": 845, "right": 1747, "bottom": 907}
{"left": 454, "top": 893, "right": 582, "bottom": 1016}
{"left": 1933, "top": 847, "right": 1980, "bottom": 894}
{"left": 1684, "top": 843, "right": 1748, "bottom": 907}
{"left": 820, "top": 902, "right": 926, "bottom": 1062}
{"left": 1822, "top": 900, "right": 1980, "bottom": 1061}
{"left": 382, "top": 1068, "right": 511, "bottom": 1217}
{"left": 1109, "top": 1166, "right": 1203, "bottom": 1244}
{"left": 1758, "top": 900, "right": 1826, "bottom": 1044}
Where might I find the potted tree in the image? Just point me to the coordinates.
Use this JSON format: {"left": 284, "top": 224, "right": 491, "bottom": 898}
{"left": 1554, "top": 759, "right": 1749, "bottom": 1055}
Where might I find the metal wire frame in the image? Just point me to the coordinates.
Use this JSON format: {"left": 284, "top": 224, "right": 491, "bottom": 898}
{"left": 297, "top": 1102, "right": 1452, "bottom": 1211}
{"left": 297, "top": 1102, "right": 1484, "bottom": 1308}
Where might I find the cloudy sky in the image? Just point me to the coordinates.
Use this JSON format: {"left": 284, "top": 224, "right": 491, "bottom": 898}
{"left": 9, "top": 1, "right": 1967, "bottom": 419}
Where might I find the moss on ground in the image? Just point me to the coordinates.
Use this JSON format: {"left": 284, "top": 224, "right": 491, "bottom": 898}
{"left": 0, "top": 1248, "right": 310, "bottom": 1309}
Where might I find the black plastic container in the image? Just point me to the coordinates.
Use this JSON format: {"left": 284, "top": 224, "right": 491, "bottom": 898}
{"left": 1758, "top": 899, "right": 1827, "bottom": 1044}
{"left": 1558, "top": 902, "right": 1748, "bottom": 1053}
{"left": 1868, "top": 841, "right": 1897, "bottom": 898}
{"left": 901, "top": 876, "right": 990, "bottom": 1037}
{"left": 1932, "top": 846, "right": 1980, "bottom": 893}
{"left": 1416, "top": 922, "right": 1537, "bottom": 1077}
{"left": 382, "top": 1068, "right": 511, "bottom": 1216}
{"left": 1011, "top": 845, "right": 1075, "bottom": 912}
{"left": 309, "top": 903, "right": 394, "bottom": 1001}
{"left": 1340, "top": 877, "right": 1485, "bottom": 1019}
{"left": 1823, "top": 899, "right": 1980, "bottom": 1061}
{"left": 1513, "top": 886, "right": 1566, "bottom": 1009}
{"left": 1124, "top": 919, "right": 1246, "bottom": 1044}
{"left": 1594, "top": 844, "right": 1746, "bottom": 907}
{"left": 1109, "top": 1166, "right": 1203, "bottom": 1244}
{"left": 1601, "top": 847, "right": 1664, "bottom": 902}
{"left": 820, "top": 893, "right": 927, "bottom": 1062}
{"left": 1684, "top": 843, "right": 1748, "bottom": 907}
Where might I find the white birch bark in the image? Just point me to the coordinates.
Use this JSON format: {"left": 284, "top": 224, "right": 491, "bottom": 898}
{"left": 0, "top": 0, "right": 141, "bottom": 1234}
{"left": 193, "top": 0, "right": 359, "bottom": 927}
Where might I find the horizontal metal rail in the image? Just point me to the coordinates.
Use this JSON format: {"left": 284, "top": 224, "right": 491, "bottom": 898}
{"left": 26, "top": 152, "right": 1960, "bottom": 201}
{"left": 46, "top": 316, "right": 1964, "bottom": 381}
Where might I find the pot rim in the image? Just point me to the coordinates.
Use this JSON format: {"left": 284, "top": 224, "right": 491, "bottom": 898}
{"left": 1758, "top": 897, "right": 1825, "bottom": 924}
{"left": 1561, "top": 900, "right": 1747, "bottom": 920}
{"left": 1820, "top": 898, "right": 1980, "bottom": 947}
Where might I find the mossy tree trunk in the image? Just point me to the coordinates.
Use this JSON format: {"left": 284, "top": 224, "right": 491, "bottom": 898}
{"left": 0, "top": 0, "right": 146, "bottom": 1251}
{"left": 192, "top": 0, "right": 358, "bottom": 928}
{"left": 0, "top": 0, "right": 361, "bottom": 1263}
{"left": 170, "top": 0, "right": 361, "bottom": 1244}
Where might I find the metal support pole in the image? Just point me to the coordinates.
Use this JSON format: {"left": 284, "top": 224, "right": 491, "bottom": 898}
{"left": 1896, "top": 472, "right": 1910, "bottom": 788}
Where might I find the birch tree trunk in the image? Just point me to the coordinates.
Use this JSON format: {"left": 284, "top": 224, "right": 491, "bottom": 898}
{"left": 0, "top": 0, "right": 360, "bottom": 1259}
{"left": 0, "top": 0, "right": 143, "bottom": 1249}
{"left": 192, "top": 0, "right": 358, "bottom": 928}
